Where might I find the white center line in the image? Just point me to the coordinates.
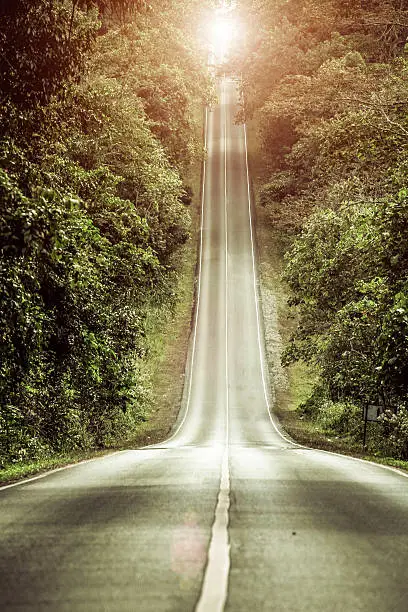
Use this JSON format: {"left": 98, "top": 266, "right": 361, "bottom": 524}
{"left": 195, "top": 76, "right": 231, "bottom": 612}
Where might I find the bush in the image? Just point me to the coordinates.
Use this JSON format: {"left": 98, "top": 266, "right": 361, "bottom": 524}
{"left": 378, "top": 409, "right": 408, "bottom": 460}
{"left": 283, "top": 193, "right": 408, "bottom": 408}
{"left": 299, "top": 390, "right": 361, "bottom": 439}
{"left": 315, "top": 401, "right": 361, "bottom": 438}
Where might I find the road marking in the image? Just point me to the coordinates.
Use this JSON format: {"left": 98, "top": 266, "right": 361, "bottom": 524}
{"left": 0, "top": 453, "right": 123, "bottom": 491}
{"left": 195, "top": 446, "right": 230, "bottom": 612}
{"left": 317, "top": 448, "right": 408, "bottom": 479}
{"left": 224, "top": 74, "right": 230, "bottom": 452}
{"left": 242, "top": 116, "right": 302, "bottom": 449}
{"left": 195, "top": 76, "right": 230, "bottom": 612}
{"left": 161, "top": 107, "right": 209, "bottom": 444}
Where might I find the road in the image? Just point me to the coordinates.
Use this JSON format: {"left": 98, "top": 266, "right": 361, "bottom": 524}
{"left": 1, "top": 78, "right": 408, "bottom": 611}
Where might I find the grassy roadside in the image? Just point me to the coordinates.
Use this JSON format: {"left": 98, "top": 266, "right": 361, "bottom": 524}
{"left": 0, "top": 123, "right": 204, "bottom": 486}
{"left": 246, "top": 119, "right": 408, "bottom": 474}
{"left": 122, "top": 160, "right": 202, "bottom": 449}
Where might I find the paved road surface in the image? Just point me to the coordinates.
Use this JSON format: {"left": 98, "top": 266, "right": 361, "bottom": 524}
{"left": 1, "top": 78, "right": 408, "bottom": 611}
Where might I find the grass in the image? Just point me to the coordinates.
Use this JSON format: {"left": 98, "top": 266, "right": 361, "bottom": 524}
{"left": 245, "top": 116, "right": 316, "bottom": 427}
{"left": 0, "top": 450, "right": 118, "bottom": 486}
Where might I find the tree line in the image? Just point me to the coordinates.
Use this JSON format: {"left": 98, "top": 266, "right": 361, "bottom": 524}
{"left": 0, "top": 0, "right": 211, "bottom": 465}
{"left": 237, "top": 0, "right": 408, "bottom": 458}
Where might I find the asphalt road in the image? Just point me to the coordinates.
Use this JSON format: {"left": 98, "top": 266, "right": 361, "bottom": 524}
{"left": 1, "top": 78, "right": 408, "bottom": 611}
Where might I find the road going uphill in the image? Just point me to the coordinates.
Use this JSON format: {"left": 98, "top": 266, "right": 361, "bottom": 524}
{"left": 1, "top": 79, "right": 408, "bottom": 612}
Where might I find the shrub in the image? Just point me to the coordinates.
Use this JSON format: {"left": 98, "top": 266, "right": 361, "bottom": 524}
{"left": 378, "top": 409, "right": 408, "bottom": 460}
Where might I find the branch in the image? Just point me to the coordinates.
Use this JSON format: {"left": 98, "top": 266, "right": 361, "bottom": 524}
{"left": 377, "top": 105, "right": 408, "bottom": 136}
{"left": 361, "top": 20, "right": 408, "bottom": 28}
{"left": 338, "top": 95, "right": 408, "bottom": 137}
{"left": 339, "top": 95, "right": 408, "bottom": 110}
{"left": 68, "top": 0, "right": 80, "bottom": 43}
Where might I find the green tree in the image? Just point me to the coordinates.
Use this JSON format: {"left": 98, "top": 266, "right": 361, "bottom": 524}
{"left": 283, "top": 193, "right": 408, "bottom": 409}
{"left": 0, "top": 0, "right": 99, "bottom": 107}
{"left": 0, "top": 0, "right": 209, "bottom": 465}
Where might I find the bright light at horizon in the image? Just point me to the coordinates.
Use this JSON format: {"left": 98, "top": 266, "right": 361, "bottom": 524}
{"left": 209, "top": 9, "right": 240, "bottom": 63}
{"left": 212, "top": 17, "right": 234, "bottom": 53}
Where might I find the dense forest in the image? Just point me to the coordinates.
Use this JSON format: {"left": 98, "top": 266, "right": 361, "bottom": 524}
{"left": 3, "top": 0, "right": 408, "bottom": 468}
{"left": 237, "top": 0, "right": 408, "bottom": 457}
{"left": 0, "top": 0, "right": 211, "bottom": 466}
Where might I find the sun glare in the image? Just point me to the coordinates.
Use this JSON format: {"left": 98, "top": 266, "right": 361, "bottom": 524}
{"left": 212, "top": 17, "right": 234, "bottom": 49}
{"left": 209, "top": 4, "right": 239, "bottom": 63}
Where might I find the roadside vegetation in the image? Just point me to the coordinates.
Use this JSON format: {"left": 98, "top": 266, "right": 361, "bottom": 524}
{"left": 0, "top": 0, "right": 213, "bottom": 479}
{"left": 237, "top": 0, "right": 408, "bottom": 464}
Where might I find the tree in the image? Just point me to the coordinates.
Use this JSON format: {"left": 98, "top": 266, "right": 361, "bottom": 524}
{"left": 0, "top": 0, "right": 209, "bottom": 464}
{"left": 0, "top": 1, "right": 99, "bottom": 107}
{"left": 283, "top": 192, "right": 408, "bottom": 410}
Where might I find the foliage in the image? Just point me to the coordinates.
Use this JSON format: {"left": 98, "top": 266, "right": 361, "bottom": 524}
{"left": 238, "top": 0, "right": 408, "bottom": 457}
{"left": 0, "top": 0, "right": 99, "bottom": 107}
{"left": 312, "top": 399, "right": 361, "bottom": 439}
{"left": 237, "top": 1, "right": 408, "bottom": 230}
{"left": 0, "top": 164, "right": 157, "bottom": 461}
{"left": 377, "top": 409, "right": 408, "bottom": 460}
{"left": 283, "top": 193, "right": 408, "bottom": 405}
{"left": 91, "top": 16, "right": 212, "bottom": 171}
{"left": 0, "top": 0, "right": 209, "bottom": 465}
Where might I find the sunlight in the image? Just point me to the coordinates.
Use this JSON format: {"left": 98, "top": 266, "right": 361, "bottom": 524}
{"left": 212, "top": 16, "right": 234, "bottom": 51}
{"left": 209, "top": 4, "right": 239, "bottom": 63}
